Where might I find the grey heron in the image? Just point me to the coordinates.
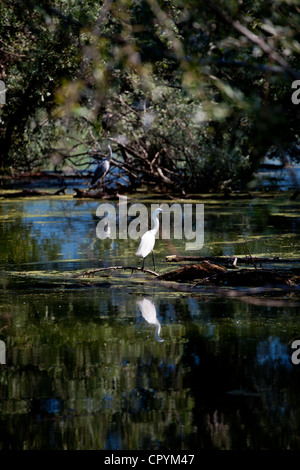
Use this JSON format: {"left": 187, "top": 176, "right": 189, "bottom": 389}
{"left": 90, "top": 144, "right": 112, "bottom": 192}
{"left": 136, "top": 208, "right": 162, "bottom": 271}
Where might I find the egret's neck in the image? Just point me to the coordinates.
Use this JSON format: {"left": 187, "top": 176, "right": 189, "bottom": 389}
{"left": 152, "top": 213, "right": 160, "bottom": 235}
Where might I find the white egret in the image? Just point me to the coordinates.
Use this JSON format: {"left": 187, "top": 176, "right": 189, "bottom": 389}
{"left": 136, "top": 208, "right": 162, "bottom": 271}
{"left": 90, "top": 144, "right": 112, "bottom": 192}
{"left": 138, "top": 298, "right": 164, "bottom": 343}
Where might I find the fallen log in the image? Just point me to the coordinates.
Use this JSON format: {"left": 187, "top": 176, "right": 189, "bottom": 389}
{"left": 195, "top": 268, "right": 297, "bottom": 287}
{"left": 74, "top": 261, "right": 226, "bottom": 282}
{"left": 166, "top": 255, "right": 300, "bottom": 266}
{"left": 158, "top": 261, "right": 226, "bottom": 282}
{"left": 71, "top": 262, "right": 300, "bottom": 288}
{"left": 160, "top": 263, "right": 299, "bottom": 287}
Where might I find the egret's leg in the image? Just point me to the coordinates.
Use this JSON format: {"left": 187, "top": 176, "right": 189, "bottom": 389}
{"left": 141, "top": 257, "right": 145, "bottom": 270}
{"left": 152, "top": 250, "right": 156, "bottom": 271}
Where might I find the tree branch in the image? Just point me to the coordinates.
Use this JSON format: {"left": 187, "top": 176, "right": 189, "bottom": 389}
{"left": 206, "top": 0, "right": 300, "bottom": 79}
{"left": 73, "top": 266, "right": 159, "bottom": 277}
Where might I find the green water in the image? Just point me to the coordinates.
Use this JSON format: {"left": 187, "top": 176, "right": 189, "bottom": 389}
{"left": 0, "top": 194, "right": 300, "bottom": 450}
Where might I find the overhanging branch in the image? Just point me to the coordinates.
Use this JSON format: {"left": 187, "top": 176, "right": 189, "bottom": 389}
{"left": 206, "top": 0, "right": 300, "bottom": 80}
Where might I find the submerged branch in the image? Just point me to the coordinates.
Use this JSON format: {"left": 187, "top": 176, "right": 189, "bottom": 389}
{"left": 73, "top": 265, "right": 159, "bottom": 278}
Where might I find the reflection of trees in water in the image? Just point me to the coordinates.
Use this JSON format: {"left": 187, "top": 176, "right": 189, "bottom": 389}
{"left": 202, "top": 201, "right": 299, "bottom": 258}
{"left": 206, "top": 410, "right": 230, "bottom": 450}
{"left": 0, "top": 296, "right": 197, "bottom": 449}
{"left": 182, "top": 319, "right": 300, "bottom": 450}
{"left": 0, "top": 218, "right": 63, "bottom": 266}
{"left": 1, "top": 285, "right": 300, "bottom": 450}
{"left": 250, "top": 336, "right": 300, "bottom": 450}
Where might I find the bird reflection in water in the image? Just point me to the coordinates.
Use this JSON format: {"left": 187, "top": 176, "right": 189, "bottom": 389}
{"left": 137, "top": 298, "right": 164, "bottom": 343}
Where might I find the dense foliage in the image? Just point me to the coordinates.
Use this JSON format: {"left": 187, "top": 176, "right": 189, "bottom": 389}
{"left": 0, "top": 0, "right": 299, "bottom": 191}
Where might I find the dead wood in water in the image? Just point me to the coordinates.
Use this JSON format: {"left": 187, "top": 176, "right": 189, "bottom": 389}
{"left": 166, "top": 254, "right": 300, "bottom": 267}
{"left": 158, "top": 261, "right": 227, "bottom": 282}
{"left": 74, "top": 261, "right": 226, "bottom": 282}
{"left": 73, "top": 265, "right": 159, "bottom": 278}
{"left": 159, "top": 261, "right": 299, "bottom": 287}
{"left": 73, "top": 188, "right": 113, "bottom": 199}
{"left": 158, "top": 263, "right": 298, "bottom": 287}
{"left": 72, "top": 261, "right": 300, "bottom": 288}
{"left": 196, "top": 268, "right": 297, "bottom": 287}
